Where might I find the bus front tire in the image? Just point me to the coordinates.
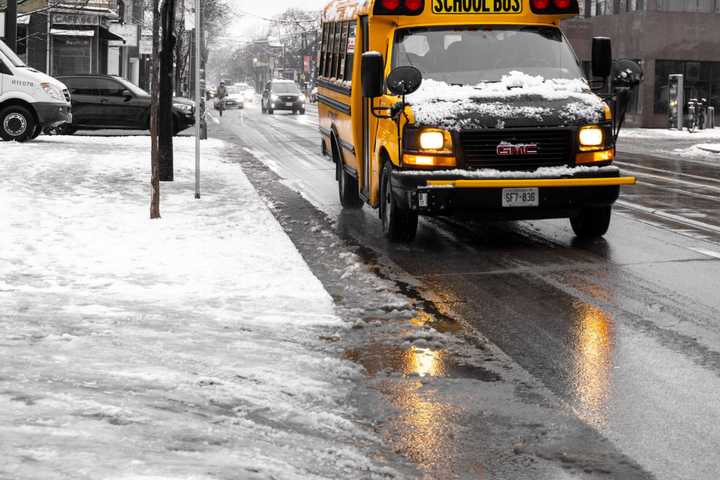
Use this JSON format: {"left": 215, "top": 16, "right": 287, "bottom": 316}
{"left": 570, "top": 206, "right": 612, "bottom": 239}
{"left": 336, "top": 145, "right": 363, "bottom": 209}
{"left": 380, "top": 162, "right": 418, "bottom": 242}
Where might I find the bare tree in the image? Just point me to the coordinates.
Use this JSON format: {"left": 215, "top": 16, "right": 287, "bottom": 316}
{"left": 150, "top": 0, "right": 161, "bottom": 219}
{"left": 159, "top": 0, "right": 177, "bottom": 182}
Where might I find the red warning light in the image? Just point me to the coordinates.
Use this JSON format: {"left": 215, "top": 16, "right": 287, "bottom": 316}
{"left": 405, "top": 0, "right": 423, "bottom": 11}
{"left": 381, "top": 0, "right": 401, "bottom": 10}
{"left": 532, "top": 0, "right": 550, "bottom": 8}
{"left": 554, "top": 0, "right": 571, "bottom": 7}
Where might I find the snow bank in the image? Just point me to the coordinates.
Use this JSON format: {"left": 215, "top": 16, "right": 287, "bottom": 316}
{"left": 0, "top": 136, "right": 401, "bottom": 480}
{"left": 407, "top": 72, "right": 605, "bottom": 129}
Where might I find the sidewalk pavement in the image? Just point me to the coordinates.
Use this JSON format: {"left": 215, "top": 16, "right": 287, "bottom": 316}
{"left": 617, "top": 127, "right": 720, "bottom": 160}
{"left": 0, "top": 136, "right": 402, "bottom": 480}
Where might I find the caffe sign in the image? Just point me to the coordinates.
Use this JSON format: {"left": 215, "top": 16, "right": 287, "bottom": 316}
{"left": 52, "top": 14, "right": 102, "bottom": 26}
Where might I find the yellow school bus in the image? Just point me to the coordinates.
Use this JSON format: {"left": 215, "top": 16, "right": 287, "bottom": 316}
{"left": 318, "top": 0, "right": 640, "bottom": 242}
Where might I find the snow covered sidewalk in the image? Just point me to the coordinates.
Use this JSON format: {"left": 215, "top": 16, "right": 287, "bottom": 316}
{"left": 0, "top": 137, "right": 399, "bottom": 480}
{"left": 617, "top": 127, "right": 720, "bottom": 160}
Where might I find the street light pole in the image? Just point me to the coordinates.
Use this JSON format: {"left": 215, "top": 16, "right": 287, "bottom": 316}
{"left": 194, "top": 0, "right": 201, "bottom": 200}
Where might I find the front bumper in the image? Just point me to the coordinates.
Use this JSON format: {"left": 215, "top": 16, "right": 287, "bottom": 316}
{"left": 270, "top": 101, "right": 304, "bottom": 111}
{"left": 35, "top": 102, "right": 71, "bottom": 128}
{"left": 392, "top": 167, "right": 636, "bottom": 220}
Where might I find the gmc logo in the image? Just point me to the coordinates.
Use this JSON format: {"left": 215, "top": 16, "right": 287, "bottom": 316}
{"left": 497, "top": 143, "right": 539, "bottom": 156}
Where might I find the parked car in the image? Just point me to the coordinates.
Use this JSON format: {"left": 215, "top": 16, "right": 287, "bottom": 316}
{"left": 0, "top": 39, "right": 71, "bottom": 142}
{"left": 261, "top": 80, "right": 305, "bottom": 115}
{"left": 56, "top": 75, "right": 195, "bottom": 136}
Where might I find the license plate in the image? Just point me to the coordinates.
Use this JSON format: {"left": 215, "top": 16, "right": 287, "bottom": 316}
{"left": 432, "top": 0, "right": 523, "bottom": 14}
{"left": 285, "top": 102, "right": 294, "bottom": 107}
{"left": 502, "top": 188, "right": 539, "bottom": 207}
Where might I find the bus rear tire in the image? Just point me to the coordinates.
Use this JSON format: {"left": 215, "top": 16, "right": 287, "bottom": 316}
{"left": 380, "top": 161, "right": 418, "bottom": 242}
{"left": 571, "top": 206, "right": 612, "bottom": 239}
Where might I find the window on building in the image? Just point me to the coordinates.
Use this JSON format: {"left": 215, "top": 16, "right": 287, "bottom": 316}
{"left": 656, "top": 0, "right": 714, "bottom": 11}
{"left": 655, "top": 59, "right": 720, "bottom": 113}
{"left": 319, "top": 24, "right": 328, "bottom": 77}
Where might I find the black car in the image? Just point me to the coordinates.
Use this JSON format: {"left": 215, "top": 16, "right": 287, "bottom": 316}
{"left": 261, "top": 80, "right": 305, "bottom": 115}
{"left": 56, "top": 75, "right": 195, "bottom": 135}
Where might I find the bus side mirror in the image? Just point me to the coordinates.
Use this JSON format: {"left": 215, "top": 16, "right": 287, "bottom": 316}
{"left": 386, "top": 66, "right": 423, "bottom": 96}
{"left": 361, "top": 51, "right": 385, "bottom": 98}
{"left": 592, "top": 37, "right": 612, "bottom": 79}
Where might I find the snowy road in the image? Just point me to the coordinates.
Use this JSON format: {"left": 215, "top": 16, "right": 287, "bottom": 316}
{"left": 213, "top": 103, "right": 720, "bottom": 480}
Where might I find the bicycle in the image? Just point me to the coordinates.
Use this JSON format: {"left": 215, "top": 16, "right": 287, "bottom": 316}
{"left": 687, "top": 98, "right": 698, "bottom": 133}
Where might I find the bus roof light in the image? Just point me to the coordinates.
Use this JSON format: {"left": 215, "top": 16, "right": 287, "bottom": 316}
{"left": 405, "top": 0, "right": 424, "bottom": 11}
{"left": 554, "top": 0, "right": 571, "bottom": 8}
{"left": 532, "top": 0, "right": 550, "bottom": 9}
{"left": 381, "top": 0, "right": 401, "bottom": 10}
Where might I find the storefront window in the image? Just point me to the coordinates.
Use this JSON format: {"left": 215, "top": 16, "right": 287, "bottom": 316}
{"left": 656, "top": 0, "right": 715, "bottom": 11}
{"left": 655, "top": 59, "right": 720, "bottom": 113}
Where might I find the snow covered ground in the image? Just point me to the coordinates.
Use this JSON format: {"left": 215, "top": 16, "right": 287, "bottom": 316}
{"left": 617, "top": 127, "right": 720, "bottom": 160}
{"left": 0, "top": 137, "right": 402, "bottom": 480}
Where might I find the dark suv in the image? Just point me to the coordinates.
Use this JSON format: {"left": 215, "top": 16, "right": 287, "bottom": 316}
{"left": 261, "top": 80, "right": 305, "bottom": 115}
{"left": 56, "top": 75, "right": 195, "bottom": 135}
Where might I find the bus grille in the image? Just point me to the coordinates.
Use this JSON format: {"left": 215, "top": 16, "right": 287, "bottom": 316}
{"left": 459, "top": 129, "right": 573, "bottom": 171}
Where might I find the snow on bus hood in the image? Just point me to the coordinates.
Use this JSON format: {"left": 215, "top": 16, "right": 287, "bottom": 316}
{"left": 407, "top": 72, "right": 606, "bottom": 130}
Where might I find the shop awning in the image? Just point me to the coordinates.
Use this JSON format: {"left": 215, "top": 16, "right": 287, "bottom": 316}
{"left": 50, "top": 28, "right": 95, "bottom": 37}
{"left": 100, "top": 28, "right": 125, "bottom": 43}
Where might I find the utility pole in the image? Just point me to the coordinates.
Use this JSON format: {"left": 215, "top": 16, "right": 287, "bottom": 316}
{"left": 194, "top": 0, "right": 201, "bottom": 199}
{"left": 4, "top": 0, "right": 17, "bottom": 52}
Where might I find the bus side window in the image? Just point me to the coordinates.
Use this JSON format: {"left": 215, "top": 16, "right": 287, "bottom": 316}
{"left": 319, "top": 23, "right": 327, "bottom": 78}
{"left": 327, "top": 22, "right": 336, "bottom": 78}
{"left": 344, "top": 21, "right": 356, "bottom": 82}
{"left": 338, "top": 22, "right": 349, "bottom": 80}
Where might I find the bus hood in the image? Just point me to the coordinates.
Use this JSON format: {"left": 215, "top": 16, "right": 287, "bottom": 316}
{"left": 407, "top": 74, "right": 606, "bottom": 130}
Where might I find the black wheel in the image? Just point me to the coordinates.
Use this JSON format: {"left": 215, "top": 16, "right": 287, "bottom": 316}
{"left": 380, "top": 161, "right": 418, "bottom": 242}
{"left": 268, "top": 108, "right": 274, "bottom": 115}
{"left": 29, "top": 124, "right": 42, "bottom": 140}
{"left": 58, "top": 125, "right": 77, "bottom": 136}
{"left": 0, "top": 105, "right": 36, "bottom": 142}
{"left": 570, "top": 206, "right": 612, "bottom": 239}
{"left": 336, "top": 143, "right": 363, "bottom": 209}
{"left": 299, "top": 108, "right": 306, "bottom": 115}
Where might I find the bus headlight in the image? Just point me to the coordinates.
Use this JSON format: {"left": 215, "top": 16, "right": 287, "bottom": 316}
{"left": 420, "top": 131, "right": 445, "bottom": 150}
{"left": 578, "top": 126, "right": 604, "bottom": 150}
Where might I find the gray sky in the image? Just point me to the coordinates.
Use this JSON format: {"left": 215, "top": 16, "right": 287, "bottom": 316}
{"left": 224, "top": 0, "right": 328, "bottom": 42}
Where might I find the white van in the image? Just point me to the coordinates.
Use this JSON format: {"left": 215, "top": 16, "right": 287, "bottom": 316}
{"left": 0, "top": 39, "right": 71, "bottom": 142}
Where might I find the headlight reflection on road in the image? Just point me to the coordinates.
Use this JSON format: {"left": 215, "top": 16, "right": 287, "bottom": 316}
{"left": 572, "top": 302, "right": 614, "bottom": 428}
{"left": 404, "top": 347, "right": 445, "bottom": 378}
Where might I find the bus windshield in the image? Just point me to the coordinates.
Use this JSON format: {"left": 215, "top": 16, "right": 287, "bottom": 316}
{"left": 393, "top": 26, "right": 585, "bottom": 85}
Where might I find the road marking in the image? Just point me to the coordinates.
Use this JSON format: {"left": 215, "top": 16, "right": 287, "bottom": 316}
{"left": 689, "top": 247, "right": 720, "bottom": 259}
{"left": 619, "top": 167, "right": 720, "bottom": 193}
{"left": 615, "top": 160, "right": 720, "bottom": 186}
{"left": 617, "top": 200, "right": 720, "bottom": 235}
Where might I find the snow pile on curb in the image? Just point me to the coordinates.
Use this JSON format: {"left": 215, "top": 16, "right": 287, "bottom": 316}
{"left": 407, "top": 72, "right": 605, "bottom": 129}
{"left": 0, "top": 136, "right": 401, "bottom": 480}
{"left": 696, "top": 144, "right": 720, "bottom": 154}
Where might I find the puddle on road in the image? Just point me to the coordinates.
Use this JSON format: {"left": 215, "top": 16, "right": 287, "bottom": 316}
{"left": 344, "top": 310, "right": 502, "bottom": 382}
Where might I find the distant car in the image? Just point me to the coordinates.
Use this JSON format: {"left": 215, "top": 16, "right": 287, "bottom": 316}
{"left": 261, "top": 80, "right": 305, "bottom": 115}
{"left": 57, "top": 75, "right": 195, "bottom": 135}
{"left": 223, "top": 86, "right": 245, "bottom": 109}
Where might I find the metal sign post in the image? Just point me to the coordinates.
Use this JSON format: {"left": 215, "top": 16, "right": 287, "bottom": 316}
{"left": 194, "top": 0, "right": 201, "bottom": 199}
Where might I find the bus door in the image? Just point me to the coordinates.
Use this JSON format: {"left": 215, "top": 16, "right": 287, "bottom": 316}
{"left": 360, "top": 15, "right": 371, "bottom": 200}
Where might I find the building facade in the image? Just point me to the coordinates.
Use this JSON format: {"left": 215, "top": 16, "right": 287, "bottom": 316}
{"left": 4, "top": 0, "right": 141, "bottom": 84}
{"left": 564, "top": 0, "right": 720, "bottom": 127}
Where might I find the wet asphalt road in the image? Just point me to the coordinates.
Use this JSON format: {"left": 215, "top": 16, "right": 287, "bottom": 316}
{"left": 213, "top": 103, "right": 720, "bottom": 480}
